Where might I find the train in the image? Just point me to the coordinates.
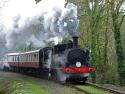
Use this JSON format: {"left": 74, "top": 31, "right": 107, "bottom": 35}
{"left": 5, "top": 35, "right": 95, "bottom": 83}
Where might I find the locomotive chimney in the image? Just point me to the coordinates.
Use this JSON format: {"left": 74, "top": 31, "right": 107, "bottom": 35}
{"left": 72, "top": 32, "right": 79, "bottom": 48}
{"left": 72, "top": 36, "right": 78, "bottom": 47}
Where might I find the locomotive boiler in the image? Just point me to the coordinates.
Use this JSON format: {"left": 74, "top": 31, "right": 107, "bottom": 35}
{"left": 6, "top": 35, "right": 95, "bottom": 83}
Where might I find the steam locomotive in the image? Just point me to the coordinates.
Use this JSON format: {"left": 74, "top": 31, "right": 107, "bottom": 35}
{"left": 6, "top": 36, "right": 95, "bottom": 83}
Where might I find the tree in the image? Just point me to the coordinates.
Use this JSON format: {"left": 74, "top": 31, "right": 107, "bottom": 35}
{"left": 109, "top": 0, "right": 125, "bottom": 85}
{"left": 83, "top": 0, "right": 107, "bottom": 83}
{"left": 77, "top": 0, "right": 119, "bottom": 84}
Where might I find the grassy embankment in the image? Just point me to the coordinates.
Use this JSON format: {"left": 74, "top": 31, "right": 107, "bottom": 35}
{"left": 0, "top": 77, "right": 48, "bottom": 94}
{"left": 0, "top": 76, "right": 117, "bottom": 94}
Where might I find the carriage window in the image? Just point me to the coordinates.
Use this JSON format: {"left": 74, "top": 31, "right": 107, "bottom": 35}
{"left": 24, "top": 55, "right": 25, "bottom": 62}
{"left": 16, "top": 56, "right": 18, "bottom": 62}
{"left": 28, "top": 54, "right": 30, "bottom": 62}
{"left": 33, "top": 53, "right": 35, "bottom": 62}
{"left": 22, "top": 55, "right": 24, "bottom": 62}
{"left": 34, "top": 54, "right": 36, "bottom": 57}
{"left": 24, "top": 55, "right": 26, "bottom": 62}
{"left": 20, "top": 55, "right": 22, "bottom": 62}
{"left": 27, "top": 54, "right": 28, "bottom": 62}
{"left": 36, "top": 53, "right": 38, "bottom": 62}
{"left": 31, "top": 54, "right": 32, "bottom": 62}
{"left": 15, "top": 56, "right": 18, "bottom": 62}
{"left": 14, "top": 56, "right": 16, "bottom": 62}
{"left": 25, "top": 55, "right": 27, "bottom": 62}
{"left": 15, "top": 56, "right": 17, "bottom": 62}
{"left": 33, "top": 54, "right": 35, "bottom": 62}
{"left": 18, "top": 56, "right": 20, "bottom": 62}
{"left": 19, "top": 56, "right": 20, "bottom": 62}
{"left": 32, "top": 54, "right": 34, "bottom": 62}
{"left": 37, "top": 53, "right": 39, "bottom": 62}
{"left": 14, "top": 56, "right": 15, "bottom": 62}
{"left": 34, "top": 53, "right": 36, "bottom": 62}
{"left": 29, "top": 54, "right": 31, "bottom": 62}
{"left": 29, "top": 54, "right": 30, "bottom": 62}
{"left": 15, "top": 56, "right": 16, "bottom": 62}
{"left": 27, "top": 55, "right": 28, "bottom": 62}
{"left": 12, "top": 56, "right": 13, "bottom": 61}
{"left": 36, "top": 53, "right": 39, "bottom": 62}
{"left": 22, "top": 55, "right": 23, "bottom": 62}
{"left": 27, "top": 54, "right": 29, "bottom": 62}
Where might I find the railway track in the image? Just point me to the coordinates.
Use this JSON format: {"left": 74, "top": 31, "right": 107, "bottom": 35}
{"left": 86, "top": 82, "right": 125, "bottom": 94}
{"left": 66, "top": 84, "right": 91, "bottom": 94}
{"left": 66, "top": 82, "right": 125, "bottom": 94}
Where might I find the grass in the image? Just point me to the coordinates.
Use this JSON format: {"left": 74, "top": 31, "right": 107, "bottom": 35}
{"left": 0, "top": 77, "right": 12, "bottom": 84}
{"left": 78, "top": 85, "right": 112, "bottom": 94}
{"left": 0, "top": 77, "right": 49, "bottom": 94}
{"left": 8, "top": 80, "right": 48, "bottom": 94}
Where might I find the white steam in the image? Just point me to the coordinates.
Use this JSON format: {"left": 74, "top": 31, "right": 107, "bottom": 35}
{"left": 0, "top": 0, "right": 78, "bottom": 58}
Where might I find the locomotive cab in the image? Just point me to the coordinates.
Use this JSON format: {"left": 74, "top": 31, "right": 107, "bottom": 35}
{"left": 42, "top": 47, "right": 52, "bottom": 69}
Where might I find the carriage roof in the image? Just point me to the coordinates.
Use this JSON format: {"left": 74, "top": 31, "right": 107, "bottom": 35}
{"left": 7, "top": 47, "right": 52, "bottom": 56}
{"left": 7, "top": 49, "right": 40, "bottom": 56}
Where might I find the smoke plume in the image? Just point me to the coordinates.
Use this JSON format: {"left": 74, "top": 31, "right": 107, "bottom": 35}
{"left": 0, "top": 0, "right": 78, "bottom": 58}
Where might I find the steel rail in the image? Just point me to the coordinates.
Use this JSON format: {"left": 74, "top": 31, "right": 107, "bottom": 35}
{"left": 86, "top": 82, "right": 124, "bottom": 94}
{"left": 66, "top": 84, "right": 92, "bottom": 94}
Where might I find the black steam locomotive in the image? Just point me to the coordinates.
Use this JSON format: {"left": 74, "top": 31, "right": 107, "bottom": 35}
{"left": 6, "top": 36, "right": 95, "bottom": 83}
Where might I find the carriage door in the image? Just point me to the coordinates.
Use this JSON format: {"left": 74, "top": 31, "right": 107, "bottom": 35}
{"left": 43, "top": 48, "right": 52, "bottom": 69}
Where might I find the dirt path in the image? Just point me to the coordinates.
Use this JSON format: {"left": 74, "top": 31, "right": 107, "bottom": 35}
{"left": 0, "top": 71, "right": 84, "bottom": 94}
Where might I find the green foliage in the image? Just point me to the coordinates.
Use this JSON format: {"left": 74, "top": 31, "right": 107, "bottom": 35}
{"left": 46, "top": 41, "right": 55, "bottom": 47}
{"left": 61, "top": 37, "right": 70, "bottom": 44}
{"left": 109, "top": 0, "right": 125, "bottom": 85}
{"left": 75, "top": 0, "right": 125, "bottom": 85}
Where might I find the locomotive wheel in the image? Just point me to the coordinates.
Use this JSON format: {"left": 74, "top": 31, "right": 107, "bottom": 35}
{"left": 82, "top": 77, "right": 87, "bottom": 83}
